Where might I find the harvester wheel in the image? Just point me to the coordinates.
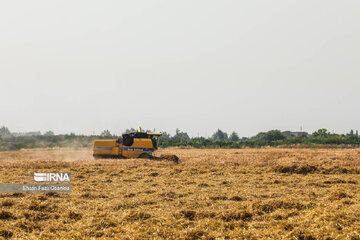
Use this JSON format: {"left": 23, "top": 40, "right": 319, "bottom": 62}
{"left": 123, "top": 134, "right": 134, "bottom": 146}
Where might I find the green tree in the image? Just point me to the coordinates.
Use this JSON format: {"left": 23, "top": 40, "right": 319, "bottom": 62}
{"left": 212, "top": 129, "right": 228, "bottom": 141}
{"left": 100, "top": 130, "right": 112, "bottom": 137}
{"left": 229, "top": 131, "right": 240, "bottom": 142}
{"left": 312, "top": 128, "right": 330, "bottom": 138}
{"left": 44, "top": 131, "right": 55, "bottom": 136}
{"left": 124, "top": 128, "right": 137, "bottom": 134}
{"left": 160, "top": 131, "right": 171, "bottom": 141}
{"left": 0, "top": 126, "right": 11, "bottom": 137}
{"left": 256, "top": 130, "right": 285, "bottom": 141}
{"left": 173, "top": 129, "right": 190, "bottom": 141}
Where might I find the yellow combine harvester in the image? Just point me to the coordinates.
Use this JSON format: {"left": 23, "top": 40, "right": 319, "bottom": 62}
{"left": 93, "top": 127, "right": 162, "bottom": 159}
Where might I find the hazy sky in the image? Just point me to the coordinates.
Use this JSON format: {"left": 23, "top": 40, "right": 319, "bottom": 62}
{"left": 1, "top": 1, "right": 359, "bottom": 137}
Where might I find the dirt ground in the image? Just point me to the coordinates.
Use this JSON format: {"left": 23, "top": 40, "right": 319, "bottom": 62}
{"left": 0, "top": 148, "right": 360, "bottom": 239}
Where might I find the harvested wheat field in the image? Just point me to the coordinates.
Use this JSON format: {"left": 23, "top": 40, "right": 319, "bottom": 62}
{"left": 0, "top": 148, "right": 360, "bottom": 239}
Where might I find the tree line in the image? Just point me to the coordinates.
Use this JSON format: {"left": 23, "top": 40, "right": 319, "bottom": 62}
{"left": 0, "top": 126, "right": 359, "bottom": 151}
{"left": 158, "top": 128, "right": 360, "bottom": 148}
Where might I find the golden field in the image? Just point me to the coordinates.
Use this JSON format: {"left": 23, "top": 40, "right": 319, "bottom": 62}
{"left": 0, "top": 148, "right": 360, "bottom": 239}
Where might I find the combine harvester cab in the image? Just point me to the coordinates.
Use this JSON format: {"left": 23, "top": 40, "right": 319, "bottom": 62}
{"left": 93, "top": 129, "right": 162, "bottom": 159}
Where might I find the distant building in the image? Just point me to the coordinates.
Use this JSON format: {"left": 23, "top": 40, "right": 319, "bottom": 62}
{"left": 282, "top": 131, "right": 309, "bottom": 138}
